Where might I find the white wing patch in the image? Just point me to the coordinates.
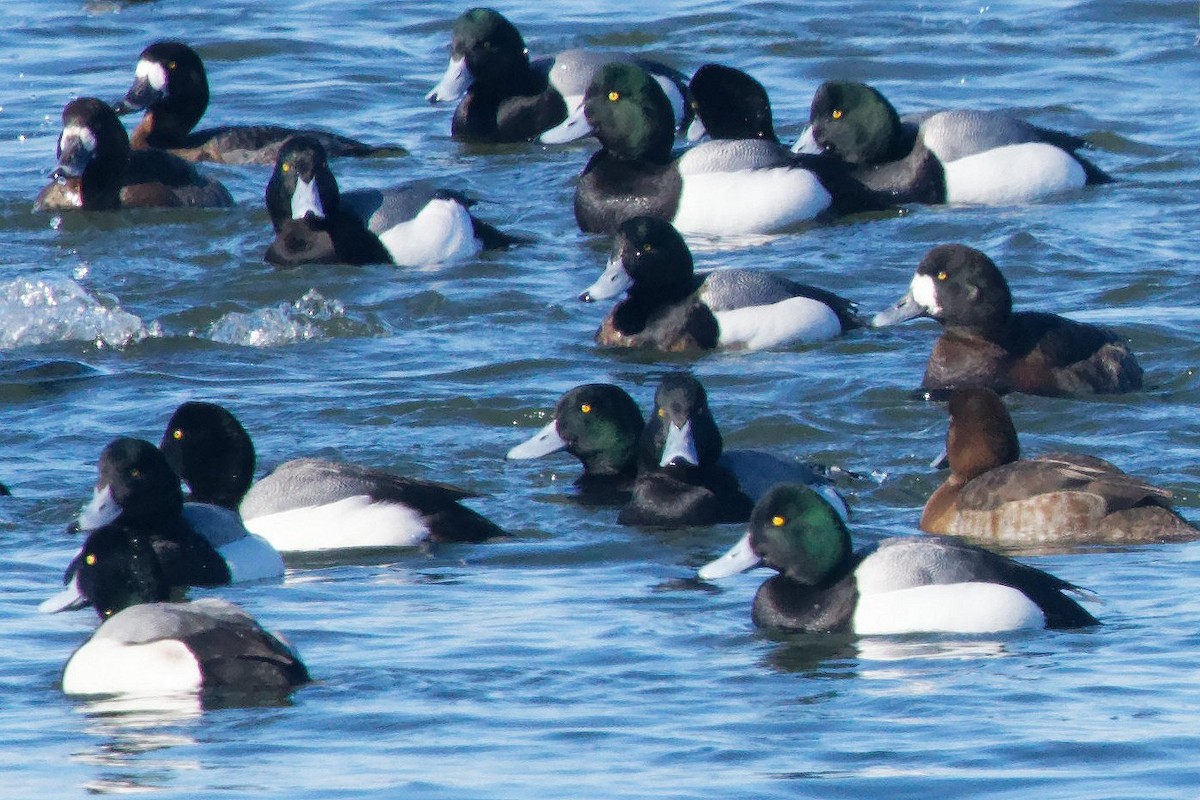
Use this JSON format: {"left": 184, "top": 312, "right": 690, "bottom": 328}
{"left": 942, "top": 142, "right": 1087, "bottom": 205}
{"left": 853, "top": 582, "right": 1046, "bottom": 635}
{"left": 376, "top": 199, "right": 481, "bottom": 266}
{"left": 714, "top": 296, "right": 841, "bottom": 350}
{"left": 243, "top": 494, "right": 430, "bottom": 552}
{"left": 672, "top": 168, "right": 831, "bottom": 235}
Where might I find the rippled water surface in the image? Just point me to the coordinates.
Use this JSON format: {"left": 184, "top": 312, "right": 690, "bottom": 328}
{"left": 3, "top": 0, "right": 1200, "bottom": 797}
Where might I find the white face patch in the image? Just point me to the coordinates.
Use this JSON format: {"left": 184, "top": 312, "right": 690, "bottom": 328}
{"left": 135, "top": 58, "right": 169, "bottom": 92}
{"left": 290, "top": 176, "right": 325, "bottom": 220}
{"left": 909, "top": 273, "right": 941, "bottom": 315}
{"left": 59, "top": 124, "right": 96, "bottom": 156}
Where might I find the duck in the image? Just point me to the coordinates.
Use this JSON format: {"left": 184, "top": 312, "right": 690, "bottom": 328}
{"left": 40, "top": 437, "right": 283, "bottom": 614}
{"left": 159, "top": 400, "right": 507, "bottom": 552}
{"left": 561, "top": 62, "right": 884, "bottom": 235}
{"left": 579, "top": 215, "right": 863, "bottom": 351}
{"left": 34, "top": 97, "right": 234, "bottom": 211}
{"left": 799, "top": 80, "right": 1112, "bottom": 205}
{"left": 62, "top": 597, "right": 310, "bottom": 698}
{"left": 685, "top": 63, "right": 779, "bottom": 143}
{"left": 113, "top": 40, "right": 403, "bottom": 165}
{"left": 620, "top": 373, "right": 847, "bottom": 526}
{"left": 922, "top": 386, "right": 1199, "bottom": 545}
{"left": 426, "top": 8, "right": 689, "bottom": 144}
{"left": 872, "top": 244, "right": 1143, "bottom": 397}
{"left": 264, "top": 135, "right": 522, "bottom": 266}
{"left": 698, "top": 483, "right": 1100, "bottom": 634}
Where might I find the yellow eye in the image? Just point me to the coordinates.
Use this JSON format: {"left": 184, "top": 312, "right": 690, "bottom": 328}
{"left": 608, "top": 90, "right": 620, "bottom": 102}
{"left": 580, "top": 403, "right": 592, "bottom": 414}
{"left": 772, "top": 515, "right": 786, "bottom": 527}
{"left": 172, "top": 429, "right": 183, "bottom": 441}
{"left": 281, "top": 163, "right": 290, "bottom": 173}
{"left": 168, "top": 61, "right": 177, "bottom": 70}
{"left": 937, "top": 270, "right": 948, "bottom": 281}
{"left": 103, "top": 608, "right": 115, "bottom": 618}
{"left": 643, "top": 243, "right": 653, "bottom": 253}
{"left": 129, "top": 468, "right": 141, "bottom": 479}
{"left": 657, "top": 408, "right": 665, "bottom": 418}
{"left": 831, "top": 109, "right": 843, "bottom": 120}
{"left": 85, "top": 553, "right": 96, "bottom": 566}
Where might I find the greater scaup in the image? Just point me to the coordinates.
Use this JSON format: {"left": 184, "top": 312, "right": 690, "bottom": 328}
{"left": 41, "top": 437, "right": 283, "bottom": 614}
{"left": 160, "top": 400, "right": 507, "bottom": 552}
{"left": 698, "top": 483, "right": 1100, "bottom": 633}
{"left": 114, "top": 40, "right": 404, "bottom": 165}
{"left": 563, "top": 62, "right": 884, "bottom": 234}
{"left": 922, "top": 387, "right": 1198, "bottom": 545}
{"left": 34, "top": 97, "right": 234, "bottom": 211}
{"left": 427, "top": 8, "right": 689, "bottom": 144}
{"left": 872, "top": 244, "right": 1143, "bottom": 397}
{"left": 264, "top": 135, "right": 522, "bottom": 266}
{"left": 800, "top": 80, "right": 1112, "bottom": 205}
{"left": 579, "top": 216, "right": 862, "bottom": 351}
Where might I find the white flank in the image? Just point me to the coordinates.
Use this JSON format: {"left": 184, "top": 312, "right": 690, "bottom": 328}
{"left": 63, "top": 637, "right": 202, "bottom": 696}
{"left": 290, "top": 176, "right": 325, "bottom": 220}
{"left": 243, "top": 494, "right": 429, "bottom": 552}
{"left": 135, "top": 59, "right": 169, "bottom": 92}
{"left": 218, "top": 534, "right": 285, "bottom": 583}
{"left": 376, "top": 198, "right": 480, "bottom": 266}
{"left": 853, "top": 582, "right": 1046, "bottom": 635}
{"left": 909, "top": 273, "right": 940, "bottom": 315}
{"left": 671, "top": 168, "right": 831, "bottom": 235}
{"left": 714, "top": 296, "right": 841, "bottom": 350}
{"left": 426, "top": 56, "right": 472, "bottom": 103}
{"left": 942, "top": 142, "right": 1087, "bottom": 205}
{"left": 652, "top": 75, "right": 687, "bottom": 129}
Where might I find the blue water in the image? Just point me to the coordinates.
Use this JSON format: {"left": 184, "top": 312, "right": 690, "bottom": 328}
{"left": 3, "top": 0, "right": 1200, "bottom": 797}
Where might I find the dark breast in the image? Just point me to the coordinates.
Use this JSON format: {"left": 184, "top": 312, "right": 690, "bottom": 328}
{"left": 574, "top": 153, "right": 682, "bottom": 234}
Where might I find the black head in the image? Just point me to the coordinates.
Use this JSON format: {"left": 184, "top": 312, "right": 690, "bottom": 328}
{"left": 583, "top": 62, "right": 677, "bottom": 162}
{"left": 553, "top": 384, "right": 645, "bottom": 477}
{"left": 160, "top": 401, "right": 256, "bottom": 510}
{"left": 450, "top": 8, "right": 530, "bottom": 87}
{"left": 638, "top": 372, "right": 723, "bottom": 474}
{"left": 748, "top": 484, "right": 854, "bottom": 586}
{"left": 73, "top": 523, "right": 173, "bottom": 619}
{"left": 52, "top": 98, "right": 131, "bottom": 210}
{"left": 94, "top": 437, "right": 185, "bottom": 525}
{"left": 612, "top": 216, "right": 695, "bottom": 299}
{"left": 913, "top": 244, "right": 1013, "bottom": 329}
{"left": 265, "top": 135, "right": 341, "bottom": 232}
{"left": 114, "top": 41, "right": 209, "bottom": 134}
{"left": 689, "top": 63, "right": 777, "bottom": 142}
{"left": 808, "top": 81, "right": 902, "bottom": 165}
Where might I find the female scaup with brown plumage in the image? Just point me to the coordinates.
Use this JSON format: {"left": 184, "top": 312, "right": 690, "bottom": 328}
{"left": 579, "top": 216, "right": 863, "bottom": 352}
{"left": 114, "top": 41, "right": 405, "bottom": 165}
{"left": 698, "top": 483, "right": 1099, "bottom": 634}
{"left": 872, "top": 244, "right": 1143, "bottom": 397}
{"left": 34, "top": 97, "right": 234, "bottom": 211}
{"left": 922, "top": 386, "right": 1199, "bottom": 546}
{"left": 556, "top": 62, "right": 887, "bottom": 235}
{"left": 797, "top": 80, "right": 1112, "bottom": 205}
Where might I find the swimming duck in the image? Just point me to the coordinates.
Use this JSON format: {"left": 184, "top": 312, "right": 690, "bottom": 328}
{"left": 872, "top": 244, "right": 1143, "bottom": 397}
{"left": 427, "top": 8, "right": 689, "bottom": 143}
{"left": 621, "top": 373, "right": 846, "bottom": 526}
{"left": 698, "top": 483, "right": 1100, "bottom": 633}
{"left": 159, "top": 400, "right": 507, "bottom": 552}
{"left": 114, "top": 40, "right": 403, "bottom": 165}
{"left": 579, "top": 216, "right": 863, "bottom": 351}
{"left": 800, "top": 80, "right": 1112, "bottom": 205}
{"left": 563, "top": 62, "right": 882, "bottom": 234}
{"left": 685, "top": 63, "right": 779, "bottom": 143}
{"left": 41, "top": 437, "right": 283, "bottom": 614}
{"left": 922, "top": 386, "right": 1199, "bottom": 545}
{"left": 34, "top": 97, "right": 234, "bottom": 211}
{"left": 62, "top": 596, "right": 310, "bottom": 698}
{"left": 264, "top": 135, "right": 521, "bottom": 266}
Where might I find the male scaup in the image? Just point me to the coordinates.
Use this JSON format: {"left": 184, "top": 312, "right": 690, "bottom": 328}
{"left": 685, "top": 63, "right": 779, "bottom": 143}
{"left": 800, "top": 80, "right": 1112, "bottom": 205}
{"left": 872, "top": 244, "right": 1143, "bottom": 397}
{"left": 41, "top": 437, "right": 283, "bottom": 614}
{"left": 159, "top": 400, "right": 506, "bottom": 552}
{"left": 427, "top": 8, "right": 689, "bottom": 144}
{"left": 698, "top": 483, "right": 1100, "bottom": 633}
{"left": 579, "top": 216, "right": 862, "bottom": 351}
{"left": 34, "top": 97, "right": 234, "bottom": 211}
{"left": 264, "top": 135, "right": 522, "bottom": 266}
{"left": 620, "top": 373, "right": 847, "bottom": 526}
{"left": 922, "top": 387, "right": 1199, "bottom": 545}
{"left": 563, "top": 62, "right": 883, "bottom": 234}
{"left": 114, "top": 41, "right": 403, "bottom": 165}
{"left": 62, "top": 597, "right": 310, "bottom": 699}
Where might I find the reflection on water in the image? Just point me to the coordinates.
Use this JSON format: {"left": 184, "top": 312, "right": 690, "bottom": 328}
{"left": 72, "top": 693, "right": 202, "bottom": 795}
